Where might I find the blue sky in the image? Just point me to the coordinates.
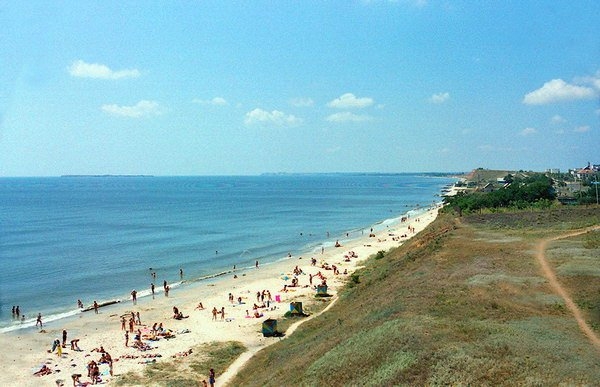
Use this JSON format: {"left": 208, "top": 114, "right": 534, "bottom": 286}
{"left": 1, "top": 1, "right": 599, "bottom": 176}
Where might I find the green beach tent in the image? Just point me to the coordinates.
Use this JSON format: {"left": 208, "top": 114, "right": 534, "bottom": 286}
{"left": 290, "top": 302, "right": 303, "bottom": 316}
{"left": 262, "top": 319, "right": 277, "bottom": 337}
{"left": 316, "top": 284, "right": 328, "bottom": 296}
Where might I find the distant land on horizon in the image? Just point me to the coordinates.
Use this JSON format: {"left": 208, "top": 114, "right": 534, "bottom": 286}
{"left": 60, "top": 174, "right": 155, "bottom": 178}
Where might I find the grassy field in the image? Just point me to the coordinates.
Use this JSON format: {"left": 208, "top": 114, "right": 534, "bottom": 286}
{"left": 114, "top": 341, "right": 245, "bottom": 386}
{"left": 229, "top": 206, "right": 600, "bottom": 386}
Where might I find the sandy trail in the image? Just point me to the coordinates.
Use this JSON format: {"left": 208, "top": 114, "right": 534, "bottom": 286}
{"left": 218, "top": 291, "right": 340, "bottom": 386}
{"left": 534, "top": 226, "right": 600, "bottom": 350}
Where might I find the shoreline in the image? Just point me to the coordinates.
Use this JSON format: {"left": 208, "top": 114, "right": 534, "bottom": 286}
{"left": 0, "top": 205, "right": 441, "bottom": 386}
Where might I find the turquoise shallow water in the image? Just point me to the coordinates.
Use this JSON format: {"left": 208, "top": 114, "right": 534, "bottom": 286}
{"left": 0, "top": 173, "right": 453, "bottom": 330}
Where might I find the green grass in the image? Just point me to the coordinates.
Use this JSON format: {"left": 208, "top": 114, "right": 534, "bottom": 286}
{"left": 228, "top": 206, "right": 600, "bottom": 386}
{"left": 113, "top": 341, "right": 245, "bottom": 386}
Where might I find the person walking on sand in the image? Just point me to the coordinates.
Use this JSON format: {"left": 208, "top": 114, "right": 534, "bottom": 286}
{"left": 209, "top": 368, "right": 215, "bottom": 387}
{"left": 36, "top": 313, "right": 42, "bottom": 328}
{"left": 221, "top": 307, "right": 225, "bottom": 320}
{"left": 93, "top": 300, "right": 99, "bottom": 314}
{"left": 212, "top": 307, "right": 218, "bottom": 321}
{"left": 124, "top": 331, "right": 129, "bottom": 347}
{"left": 131, "top": 289, "right": 137, "bottom": 305}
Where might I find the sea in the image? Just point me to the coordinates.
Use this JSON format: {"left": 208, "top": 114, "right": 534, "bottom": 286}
{"left": 0, "top": 173, "right": 454, "bottom": 332}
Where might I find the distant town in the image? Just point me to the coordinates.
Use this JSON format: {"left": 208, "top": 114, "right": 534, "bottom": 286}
{"left": 443, "top": 162, "right": 599, "bottom": 206}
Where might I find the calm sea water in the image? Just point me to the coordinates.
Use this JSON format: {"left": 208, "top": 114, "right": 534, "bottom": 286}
{"left": 0, "top": 174, "right": 453, "bottom": 331}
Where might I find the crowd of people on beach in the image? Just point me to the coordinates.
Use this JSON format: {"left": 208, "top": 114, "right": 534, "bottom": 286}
{"left": 19, "top": 214, "right": 436, "bottom": 387}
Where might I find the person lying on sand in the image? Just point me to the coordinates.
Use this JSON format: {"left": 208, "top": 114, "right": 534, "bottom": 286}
{"left": 174, "top": 311, "right": 188, "bottom": 320}
{"left": 33, "top": 364, "right": 52, "bottom": 376}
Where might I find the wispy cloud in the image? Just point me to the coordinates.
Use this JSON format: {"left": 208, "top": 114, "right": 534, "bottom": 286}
{"left": 429, "top": 92, "right": 450, "bottom": 104}
{"left": 327, "top": 93, "right": 374, "bottom": 109}
{"left": 551, "top": 114, "right": 566, "bottom": 124}
{"left": 520, "top": 127, "right": 537, "bottom": 136}
{"left": 290, "top": 97, "right": 314, "bottom": 107}
{"left": 68, "top": 60, "right": 140, "bottom": 80}
{"left": 477, "top": 144, "right": 494, "bottom": 151}
{"left": 244, "top": 108, "right": 302, "bottom": 126}
{"left": 192, "top": 97, "right": 228, "bottom": 106}
{"left": 523, "top": 79, "right": 595, "bottom": 105}
{"left": 574, "top": 125, "right": 590, "bottom": 133}
{"left": 325, "top": 112, "right": 372, "bottom": 123}
{"left": 101, "top": 100, "right": 161, "bottom": 118}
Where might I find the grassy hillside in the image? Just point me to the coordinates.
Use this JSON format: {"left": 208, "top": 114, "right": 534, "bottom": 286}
{"left": 230, "top": 207, "right": 600, "bottom": 386}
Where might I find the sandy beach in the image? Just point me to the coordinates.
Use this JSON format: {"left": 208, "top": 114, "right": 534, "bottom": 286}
{"left": 0, "top": 207, "right": 440, "bottom": 387}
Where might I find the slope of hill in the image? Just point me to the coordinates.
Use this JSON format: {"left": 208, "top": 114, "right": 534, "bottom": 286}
{"left": 230, "top": 207, "right": 600, "bottom": 386}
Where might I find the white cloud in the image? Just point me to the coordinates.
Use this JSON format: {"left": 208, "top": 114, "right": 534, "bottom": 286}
{"left": 477, "top": 144, "right": 494, "bottom": 151}
{"left": 523, "top": 79, "right": 596, "bottom": 105}
{"left": 325, "top": 112, "right": 372, "bottom": 123}
{"left": 327, "top": 93, "right": 374, "bottom": 109}
{"left": 101, "top": 100, "right": 161, "bottom": 118}
{"left": 520, "top": 127, "right": 537, "bottom": 136}
{"left": 574, "top": 125, "right": 590, "bottom": 133}
{"left": 429, "top": 92, "right": 450, "bottom": 104}
{"left": 551, "top": 115, "right": 566, "bottom": 124}
{"left": 244, "top": 108, "right": 302, "bottom": 126}
{"left": 192, "top": 97, "right": 228, "bottom": 106}
{"left": 68, "top": 60, "right": 140, "bottom": 80}
{"left": 290, "top": 97, "right": 314, "bottom": 107}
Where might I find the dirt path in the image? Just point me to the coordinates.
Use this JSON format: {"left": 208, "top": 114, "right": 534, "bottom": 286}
{"left": 535, "top": 226, "right": 600, "bottom": 350}
{"left": 217, "top": 295, "right": 340, "bottom": 386}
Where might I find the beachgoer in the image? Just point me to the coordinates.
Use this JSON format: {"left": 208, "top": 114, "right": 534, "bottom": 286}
{"left": 121, "top": 316, "right": 126, "bottom": 330}
{"left": 221, "top": 307, "right": 225, "bottom": 320}
{"left": 124, "top": 331, "right": 129, "bottom": 347}
{"left": 151, "top": 283, "right": 155, "bottom": 296}
{"left": 136, "top": 311, "right": 141, "bottom": 324}
{"left": 209, "top": 368, "right": 215, "bottom": 387}
{"left": 163, "top": 280, "right": 167, "bottom": 290}
{"left": 131, "top": 289, "right": 137, "bottom": 304}
{"left": 51, "top": 338, "right": 60, "bottom": 352}
{"left": 36, "top": 313, "right": 43, "bottom": 328}
{"left": 93, "top": 301, "right": 99, "bottom": 314}
{"left": 62, "top": 329, "right": 68, "bottom": 347}
{"left": 71, "top": 373, "right": 82, "bottom": 386}
{"left": 179, "top": 267, "right": 183, "bottom": 279}
{"left": 195, "top": 302, "right": 204, "bottom": 310}
{"left": 15, "top": 306, "right": 20, "bottom": 317}
{"left": 212, "top": 307, "right": 218, "bottom": 321}
{"left": 165, "top": 285, "right": 170, "bottom": 297}
{"left": 70, "top": 339, "right": 81, "bottom": 351}
{"left": 33, "top": 364, "right": 52, "bottom": 376}
{"left": 255, "top": 260, "right": 259, "bottom": 268}
{"left": 129, "top": 318, "right": 134, "bottom": 332}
